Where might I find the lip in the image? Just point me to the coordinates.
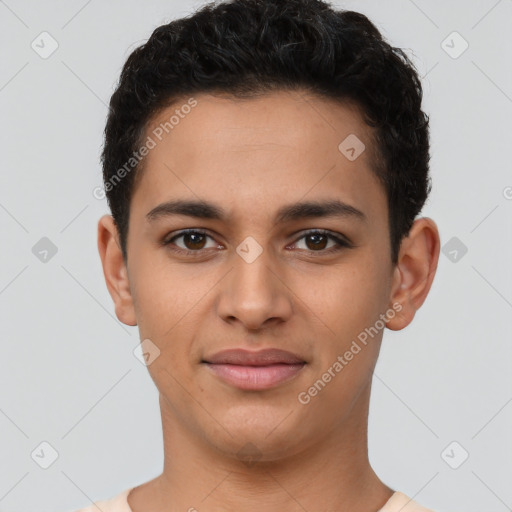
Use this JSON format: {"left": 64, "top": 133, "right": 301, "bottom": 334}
{"left": 202, "top": 348, "right": 306, "bottom": 390}
{"left": 204, "top": 348, "right": 305, "bottom": 365}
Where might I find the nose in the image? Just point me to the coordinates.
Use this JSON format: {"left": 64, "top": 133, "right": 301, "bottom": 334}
{"left": 216, "top": 241, "right": 293, "bottom": 331}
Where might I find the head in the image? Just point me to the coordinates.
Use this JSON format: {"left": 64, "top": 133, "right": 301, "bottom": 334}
{"left": 102, "top": 0, "right": 431, "bottom": 267}
{"left": 98, "top": 0, "right": 439, "bottom": 464}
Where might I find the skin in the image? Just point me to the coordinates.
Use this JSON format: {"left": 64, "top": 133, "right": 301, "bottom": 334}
{"left": 98, "top": 90, "right": 440, "bottom": 512}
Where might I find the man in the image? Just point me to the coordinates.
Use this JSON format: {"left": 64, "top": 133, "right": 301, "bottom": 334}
{"left": 78, "top": 0, "right": 441, "bottom": 510}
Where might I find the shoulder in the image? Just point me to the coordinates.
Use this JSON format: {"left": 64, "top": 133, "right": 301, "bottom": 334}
{"left": 379, "top": 491, "right": 435, "bottom": 512}
{"left": 71, "top": 487, "right": 134, "bottom": 512}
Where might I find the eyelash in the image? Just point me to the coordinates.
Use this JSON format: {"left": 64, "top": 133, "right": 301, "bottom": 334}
{"left": 162, "top": 228, "right": 352, "bottom": 257}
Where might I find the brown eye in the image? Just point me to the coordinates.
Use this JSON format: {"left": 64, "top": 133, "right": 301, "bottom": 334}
{"left": 291, "top": 230, "right": 350, "bottom": 253}
{"left": 304, "top": 233, "right": 329, "bottom": 250}
{"left": 164, "top": 229, "right": 218, "bottom": 253}
{"left": 180, "top": 232, "right": 207, "bottom": 250}
{"left": 163, "top": 228, "right": 351, "bottom": 258}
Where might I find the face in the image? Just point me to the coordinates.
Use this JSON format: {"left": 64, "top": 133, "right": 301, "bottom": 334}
{"left": 111, "top": 90, "right": 400, "bottom": 460}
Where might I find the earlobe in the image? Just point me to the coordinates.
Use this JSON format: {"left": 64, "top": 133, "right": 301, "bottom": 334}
{"left": 386, "top": 217, "right": 440, "bottom": 331}
{"left": 97, "top": 215, "right": 137, "bottom": 327}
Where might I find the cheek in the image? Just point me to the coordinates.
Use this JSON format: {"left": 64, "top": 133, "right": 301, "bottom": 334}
{"left": 310, "top": 260, "right": 389, "bottom": 335}
{"left": 128, "top": 252, "right": 183, "bottom": 339}
{"left": 129, "top": 242, "right": 173, "bottom": 299}
{"left": 130, "top": 264, "right": 200, "bottom": 388}
{"left": 129, "top": 252, "right": 218, "bottom": 356}
{"left": 298, "top": 263, "right": 387, "bottom": 415}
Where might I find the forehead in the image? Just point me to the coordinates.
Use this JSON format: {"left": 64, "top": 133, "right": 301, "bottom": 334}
{"left": 131, "top": 90, "right": 385, "bottom": 223}
{"left": 146, "top": 90, "right": 375, "bottom": 157}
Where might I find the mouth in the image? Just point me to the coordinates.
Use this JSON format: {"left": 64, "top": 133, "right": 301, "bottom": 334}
{"left": 202, "top": 348, "right": 307, "bottom": 390}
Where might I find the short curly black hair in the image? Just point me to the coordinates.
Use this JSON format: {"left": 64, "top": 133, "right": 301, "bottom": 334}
{"left": 101, "top": 0, "right": 431, "bottom": 265}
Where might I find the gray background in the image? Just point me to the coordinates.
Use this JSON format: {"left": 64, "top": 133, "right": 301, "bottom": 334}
{"left": 1, "top": 1, "right": 511, "bottom": 511}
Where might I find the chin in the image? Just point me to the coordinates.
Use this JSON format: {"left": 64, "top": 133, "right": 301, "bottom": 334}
{"left": 208, "top": 415, "right": 309, "bottom": 461}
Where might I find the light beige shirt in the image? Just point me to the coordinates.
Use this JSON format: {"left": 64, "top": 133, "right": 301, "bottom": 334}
{"left": 73, "top": 488, "right": 434, "bottom": 511}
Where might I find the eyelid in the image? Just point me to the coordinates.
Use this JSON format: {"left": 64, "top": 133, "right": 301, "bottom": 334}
{"left": 163, "top": 228, "right": 221, "bottom": 249}
{"left": 288, "top": 228, "right": 352, "bottom": 247}
{"left": 163, "top": 228, "right": 352, "bottom": 255}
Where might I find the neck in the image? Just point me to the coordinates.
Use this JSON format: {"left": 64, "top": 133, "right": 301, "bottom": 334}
{"left": 128, "top": 381, "right": 393, "bottom": 512}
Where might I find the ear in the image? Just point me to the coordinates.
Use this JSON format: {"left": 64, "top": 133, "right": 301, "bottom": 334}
{"left": 97, "top": 214, "right": 137, "bottom": 326}
{"left": 386, "top": 217, "right": 440, "bottom": 331}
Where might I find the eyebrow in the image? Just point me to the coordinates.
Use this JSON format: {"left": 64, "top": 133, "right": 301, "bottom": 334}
{"left": 146, "top": 198, "right": 367, "bottom": 224}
